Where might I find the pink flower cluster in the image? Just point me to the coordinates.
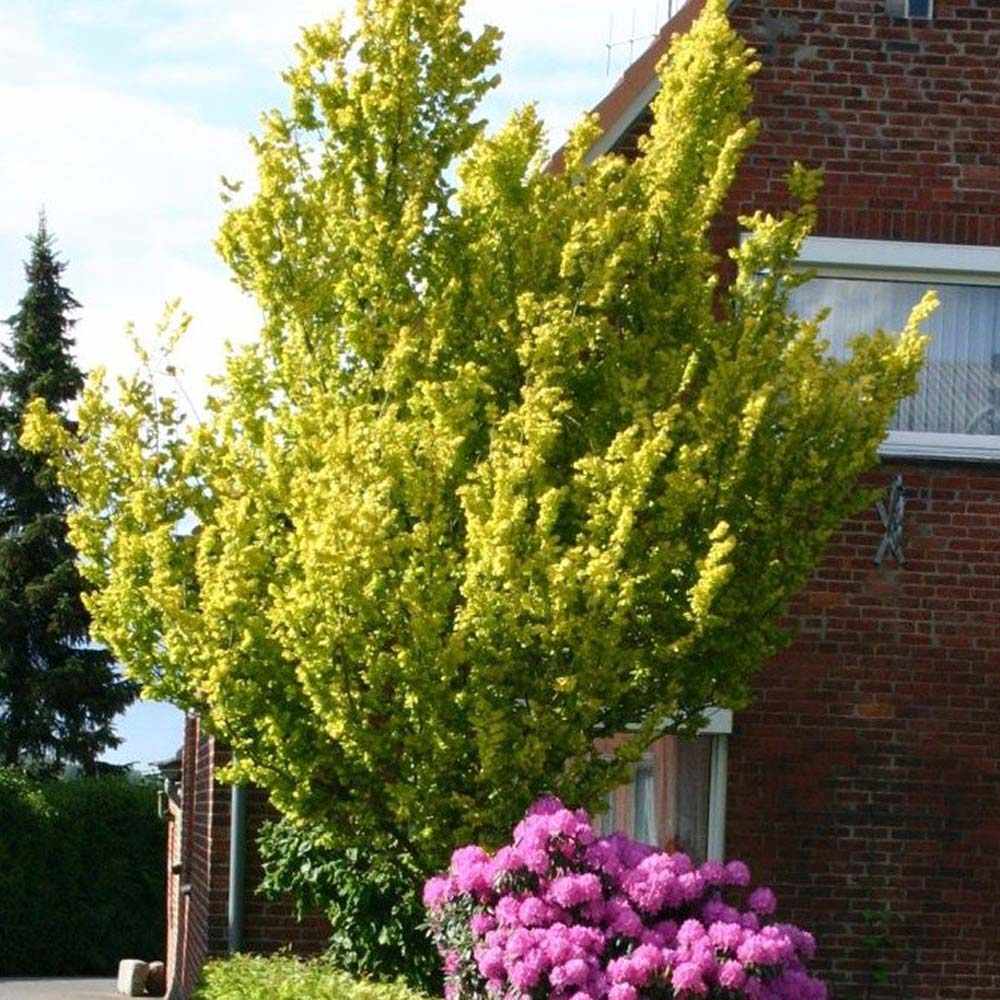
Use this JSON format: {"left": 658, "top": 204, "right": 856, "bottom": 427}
{"left": 423, "top": 797, "right": 826, "bottom": 1000}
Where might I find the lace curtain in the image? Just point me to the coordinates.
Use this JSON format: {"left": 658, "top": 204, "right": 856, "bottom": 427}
{"left": 789, "top": 276, "right": 1000, "bottom": 437}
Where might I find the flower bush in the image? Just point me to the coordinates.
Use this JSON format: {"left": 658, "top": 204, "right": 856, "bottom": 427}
{"left": 424, "top": 798, "right": 825, "bottom": 1000}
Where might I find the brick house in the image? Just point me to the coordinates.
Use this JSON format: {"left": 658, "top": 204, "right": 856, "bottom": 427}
{"left": 163, "top": 715, "right": 330, "bottom": 998}
{"left": 164, "top": 1, "right": 1000, "bottom": 997}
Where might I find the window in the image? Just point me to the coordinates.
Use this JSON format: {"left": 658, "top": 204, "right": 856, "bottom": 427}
{"left": 596, "top": 709, "right": 730, "bottom": 862}
{"left": 886, "top": 0, "right": 934, "bottom": 18}
{"left": 789, "top": 237, "right": 1000, "bottom": 462}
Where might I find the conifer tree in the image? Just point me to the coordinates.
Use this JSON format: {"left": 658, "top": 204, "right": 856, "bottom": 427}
{"left": 0, "top": 215, "right": 136, "bottom": 774}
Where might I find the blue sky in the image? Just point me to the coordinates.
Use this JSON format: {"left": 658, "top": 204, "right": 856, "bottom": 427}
{"left": 1, "top": 0, "right": 666, "bottom": 767}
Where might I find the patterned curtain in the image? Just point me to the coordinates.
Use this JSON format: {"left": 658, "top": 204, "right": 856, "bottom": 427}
{"left": 790, "top": 276, "right": 1000, "bottom": 436}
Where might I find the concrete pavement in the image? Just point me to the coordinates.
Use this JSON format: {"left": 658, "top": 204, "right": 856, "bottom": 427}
{"left": 0, "top": 980, "right": 117, "bottom": 999}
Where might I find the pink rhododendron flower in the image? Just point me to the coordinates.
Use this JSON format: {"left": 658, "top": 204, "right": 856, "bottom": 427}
{"left": 519, "top": 896, "right": 555, "bottom": 927}
{"left": 708, "top": 920, "right": 745, "bottom": 953}
{"left": 748, "top": 886, "right": 777, "bottom": 916}
{"left": 470, "top": 912, "right": 497, "bottom": 936}
{"left": 549, "top": 872, "right": 603, "bottom": 908}
{"left": 672, "top": 960, "right": 707, "bottom": 995}
{"left": 720, "top": 959, "right": 748, "bottom": 990}
{"left": 608, "top": 986, "right": 637, "bottom": 1000}
{"left": 677, "top": 918, "right": 707, "bottom": 946}
{"left": 725, "top": 860, "right": 752, "bottom": 887}
{"left": 699, "top": 860, "right": 727, "bottom": 885}
{"left": 474, "top": 944, "right": 504, "bottom": 980}
{"left": 422, "top": 875, "right": 453, "bottom": 909}
{"left": 450, "top": 845, "right": 492, "bottom": 896}
{"left": 424, "top": 797, "right": 826, "bottom": 1000}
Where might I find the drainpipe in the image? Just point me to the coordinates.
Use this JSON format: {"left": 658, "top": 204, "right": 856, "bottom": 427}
{"left": 227, "top": 782, "right": 247, "bottom": 954}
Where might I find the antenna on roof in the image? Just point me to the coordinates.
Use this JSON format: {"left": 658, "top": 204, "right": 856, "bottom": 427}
{"left": 605, "top": 2, "right": 677, "bottom": 76}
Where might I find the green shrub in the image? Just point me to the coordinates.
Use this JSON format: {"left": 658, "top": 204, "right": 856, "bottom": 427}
{"left": 195, "top": 955, "right": 433, "bottom": 1000}
{"left": 0, "top": 768, "right": 165, "bottom": 975}
{"left": 257, "top": 819, "right": 441, "bottom": 993}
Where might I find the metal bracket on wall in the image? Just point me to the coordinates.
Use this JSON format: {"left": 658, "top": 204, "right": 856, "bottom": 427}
{"left": 875, "top": 475, "right": 906, "bottom": 566}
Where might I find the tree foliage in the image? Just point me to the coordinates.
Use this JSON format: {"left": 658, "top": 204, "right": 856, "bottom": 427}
{"left": 23, "top": 0, "right": 930, "bottom": 867}
{"left": 257, "top": 818, "right": 441, "bottom": 991}
{"left": 1, "top": 216, "right": 136, "bottom": 773}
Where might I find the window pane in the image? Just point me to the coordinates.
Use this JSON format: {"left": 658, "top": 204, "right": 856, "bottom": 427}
{"left": 594, "top": 735, "right": 715, "bottom": 860}
{"left": 633, "top": 754, "right": 658, "bottom": 846}
{"left": 675, "top": 737, "right": 713, "bottom": 862}
{"left": 789, "top": 276, "right": 1000, "bottom": 436}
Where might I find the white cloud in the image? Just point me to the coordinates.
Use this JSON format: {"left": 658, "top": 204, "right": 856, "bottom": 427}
{"left": 136, "top": 62, "right": 236, "bottom": 88}
{"left": 0, "top": 72, "right": 258, "bottom": 397}
{"left": 1, "top": 1, "right": 666, "bottom": 399}
{"left": 141, "top": 0, "right": 354, "bottom": 63}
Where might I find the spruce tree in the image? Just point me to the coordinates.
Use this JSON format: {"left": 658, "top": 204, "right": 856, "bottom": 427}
{"left": 0, "top": 215, "right": 136, "bottom": 774}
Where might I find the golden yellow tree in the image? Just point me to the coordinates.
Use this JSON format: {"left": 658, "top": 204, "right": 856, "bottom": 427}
{"left": 24, "top": 0, "right": 930, "bottom": 868}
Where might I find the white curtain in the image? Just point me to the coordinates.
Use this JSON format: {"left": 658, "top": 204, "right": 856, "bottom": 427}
{"left": 790, "top": 276, "right": 1000, "bottom": 436}
{"left": 633, "top": 753, "right": 658, "bottom": 846}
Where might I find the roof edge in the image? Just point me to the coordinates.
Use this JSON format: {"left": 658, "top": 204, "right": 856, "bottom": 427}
{"left": 549, "top": 0, "right": 738, "bottom": 173}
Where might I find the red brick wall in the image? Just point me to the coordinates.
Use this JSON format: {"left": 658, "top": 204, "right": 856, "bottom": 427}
{"left": 165, "top": 717, "right": 330, "bottom": 999}
{"left": 165, "top": 717, "right": 220, "bottom": 999}
{"left": 727, "top": 462, "right": 1000, "bottom": 999}
{"left": 240, "top": 786, "right": 332, "bottom": 956}
{"left": 726, "top": 0, "right": 1000, "bottom": 247}
{"left": 705, "top": 2, "right": 1000, "bottom": 997}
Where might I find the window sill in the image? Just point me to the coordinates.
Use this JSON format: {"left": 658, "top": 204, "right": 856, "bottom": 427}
{"left": 880, "top": 432, "right": 1000, "bottom": 463}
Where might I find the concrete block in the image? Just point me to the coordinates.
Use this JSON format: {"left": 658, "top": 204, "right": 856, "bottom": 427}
{"left": 117, "top": 959, "right": 149, "bottom": 996}
{"left": 146, "top": 961, "right": 167, "bottom": 997}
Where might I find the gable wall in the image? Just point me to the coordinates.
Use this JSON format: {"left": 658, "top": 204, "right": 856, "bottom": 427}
{"left": 725, "top": 0, "right": 999, "bottom": 245}
{"left": 708, "top": 2, "right": 1000, "bottom": 997}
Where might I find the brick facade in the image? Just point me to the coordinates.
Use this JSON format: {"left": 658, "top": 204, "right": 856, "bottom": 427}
{"left": 164, "top": 716, "right": 329, "bottom": 999}
{"left": 724, "top": 0, "right": 1000, "bottom": 248}
{"left": 727, "top": 461, "right": 1000, "bottom": 999}
{"left": 707, "top": 2, "right": 1000, "bottom": 997}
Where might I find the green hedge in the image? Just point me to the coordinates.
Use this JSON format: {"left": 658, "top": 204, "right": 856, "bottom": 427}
{"left": 195, "top": 955, "right": 433, "bottom": 1000}
{"left": 0, "top": 768, "right": 166, "bottom": 976}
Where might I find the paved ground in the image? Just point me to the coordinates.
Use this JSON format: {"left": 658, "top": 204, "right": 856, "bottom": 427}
{"left": 0, "top": 980, "right": 117, "bottom": 999}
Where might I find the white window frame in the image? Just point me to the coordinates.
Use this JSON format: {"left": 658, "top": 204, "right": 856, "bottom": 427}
{"left": 795, "top": 236, "right": 1000, "bottom": 463}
